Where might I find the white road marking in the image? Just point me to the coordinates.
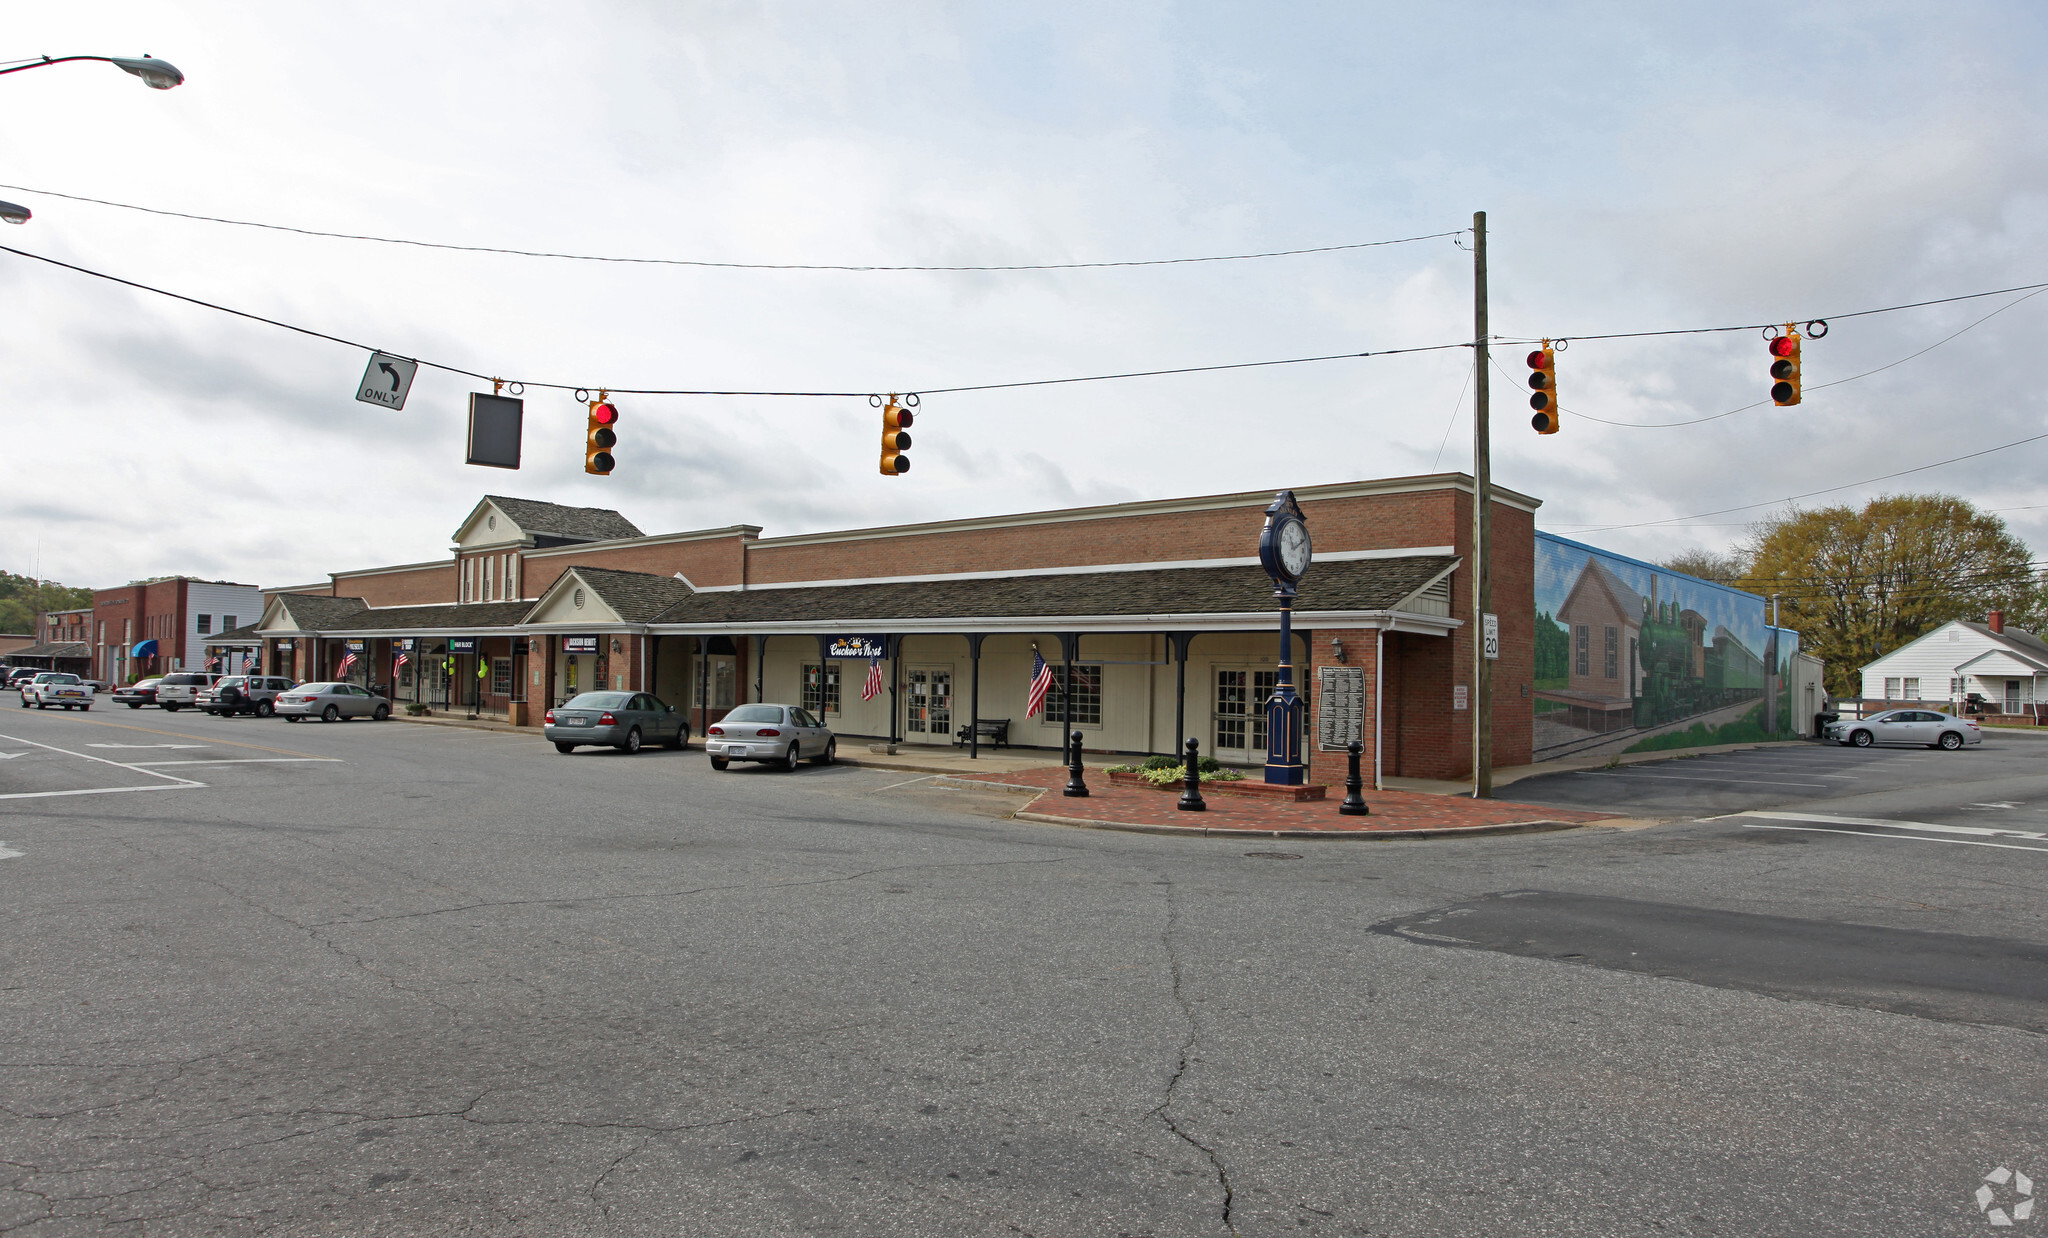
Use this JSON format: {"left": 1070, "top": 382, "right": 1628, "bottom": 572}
{"left": 873, "top": 774, "right": 941, "bottom": 791}
{"left": 1727, "top": 810, "right": 2048, "bottom": 853}
{"left": 0, "top": 841, "right": 21, "bottom": 859}
{"left": 1968, "top": 802, "right": 2024, "bottom": 810}
{"left": 0, "top": 731, "right": 206, "bottom": 799}
{"left": 87, "top": 743, "right": 208, "bottom": 749}
{"left": 123, "top": 758, "right": 342, "bottom": 766}
{"left": 0, "top": 752, "right": 23, "bottom": 760}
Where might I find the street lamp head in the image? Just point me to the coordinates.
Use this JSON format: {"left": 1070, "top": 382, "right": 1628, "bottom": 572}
{"left": 111, "top": 56, "right": 183, "bottom": 89}
{"left": 0, "top": 200, "right": 29, "bottom": 225}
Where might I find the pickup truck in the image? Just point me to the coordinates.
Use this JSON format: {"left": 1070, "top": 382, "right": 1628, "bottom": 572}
{"left": 19, "top": 672, "right": 94, "bottom": 710}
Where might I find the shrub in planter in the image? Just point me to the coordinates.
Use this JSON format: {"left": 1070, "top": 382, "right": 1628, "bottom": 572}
{"left": 1141, "top": 754, "right": 1179, "bottom": 771}
{"left": 1104, "top": 763, "right": 1139, "bottom": 774}
{"left": 404, "top": 702, "right": 431, "bottom": 716}
{"left": 1138, "top": 764, "right": 1245, "bottom": 786}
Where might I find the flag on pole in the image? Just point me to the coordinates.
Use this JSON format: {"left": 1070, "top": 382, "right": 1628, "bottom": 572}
{"left": 240, "top": 654, "right": 255, "bottom": 672}
{"left": 394, "top": 651, "right": 410, "bottom": 671}
{"left": 336, "top": 651, "right": 358, "bottom": 677}
{"left": 1026, "top": 646, "right": 1055, "bottom": 718}
{"left": 861, "top": 656, "right": 884, "bottom": 702}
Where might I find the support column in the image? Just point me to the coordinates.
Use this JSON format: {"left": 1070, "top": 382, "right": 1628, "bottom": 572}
{"left": 1166, "top": 632, "right": 1194, "bottom": 758}
{"left": 965, "top": 634, "right": 985, "bottom": 758}
{"left": 1059, "top": 633, "right": 1081, "bottom": 755}
{"left": 752, "top": 635, "right": 768, "bottom": 703}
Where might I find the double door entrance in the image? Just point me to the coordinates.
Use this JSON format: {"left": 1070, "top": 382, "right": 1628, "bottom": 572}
{"left": 1214, "top": 667, "right": 1278, "bottom": 764}
{"left": 904, "top": 666, "right": 953, "bottom": 740}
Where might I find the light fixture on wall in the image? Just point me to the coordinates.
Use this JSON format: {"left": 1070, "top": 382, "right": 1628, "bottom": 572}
{"left": 611, "top": 639, "right": 624, "bottom": 654}
{"left": 1330, "top": 636, "right": 1346, "bottom": 663}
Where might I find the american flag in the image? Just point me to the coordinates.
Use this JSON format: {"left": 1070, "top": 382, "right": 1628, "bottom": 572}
{"left": 394, "top": 650, "right": 409, "bottom": 671}
{"left": 241, "top": 654, "right": 255, "bottom": 672}
{"left": 207, "top": 656, "right": 220, "bottom": 671}
{"left": 861, "top": 656, "right": 884, "bottom": 702}
{"left": 336, "top": 651, "right": 358, "bottom": 677}
{"left": 1026, "top": 647, "right": 1055, "bottom": 718}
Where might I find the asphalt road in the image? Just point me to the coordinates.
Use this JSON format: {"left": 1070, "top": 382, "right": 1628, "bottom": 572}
{"left": 5, "top": 709, "right": 2048, "bottom": 1236}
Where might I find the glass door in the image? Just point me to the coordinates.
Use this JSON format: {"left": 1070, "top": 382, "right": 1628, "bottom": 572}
{"left": 1213, "top": 668, "right": 1278, "bottom": 764}
{"left": 904, "top": 667, "right": 953, "bottom": 739}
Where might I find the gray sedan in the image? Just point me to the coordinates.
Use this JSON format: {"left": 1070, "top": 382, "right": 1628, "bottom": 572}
{"left": 545, "top": 692, "right": 690, "bottom": 754}
{"left": 277, "top": 682, "right": 391, "bottom": 722}
{"left": 706, "top": 703, "right": 835, "bottom": 770}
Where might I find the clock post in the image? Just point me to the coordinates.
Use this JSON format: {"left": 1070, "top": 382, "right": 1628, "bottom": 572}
{"left": 1258, "top": 491, "right": 1311, "bottom": 785}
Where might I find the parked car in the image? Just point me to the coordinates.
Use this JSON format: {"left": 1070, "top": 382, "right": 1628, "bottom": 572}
{"left": 153, "top": 672, "right": 221, "bottom": 713}
{"left": 4, "top": 667, "right": 38, "bottom": 691}
{"left": 544, "top": 692, "right": 690, "bottom": 754}
{"left": 19, "top": 672, "right": 93, "bottom": 710}
{"left": 705, "top": 703, "right": 835, "bottom": 770}
{"left": 276, "top": 682, "right": 391, "bottom": 722}
{"left": 1826, "top": 709, "right": 1982, "bottom": 750}
{"left": 112, "top": 678, "right": 166, "bottom": 709}
{"left": 197, "top": 675, "right": 298, "bottom": 718}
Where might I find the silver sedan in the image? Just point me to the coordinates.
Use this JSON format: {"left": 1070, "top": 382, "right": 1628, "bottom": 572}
{"left": 545, "top": 692, "right": 691, "bottom": 754}
{"left": 706, "top": 703, "right": 835, "bottom": 770}
{"left": 277, "top": 682, "right": 391, "bottom": 722}
{"left": 1826, "top": 708, "right": 1982, "bottom": 749}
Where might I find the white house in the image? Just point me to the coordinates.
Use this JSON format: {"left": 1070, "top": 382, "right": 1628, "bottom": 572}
{"left": 1857, "top": 611, "right": 2048, "bottom": 716}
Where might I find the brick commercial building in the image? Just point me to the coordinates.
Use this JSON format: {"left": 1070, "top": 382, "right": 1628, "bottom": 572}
{"left": 227, "top": 476, "right": 1545, "bottom": 785}
{"left": 6, "top": 607, "right": 94, "bottom": 675}
{"left": 90, "top": 578, "right": 263, "bottom": 684}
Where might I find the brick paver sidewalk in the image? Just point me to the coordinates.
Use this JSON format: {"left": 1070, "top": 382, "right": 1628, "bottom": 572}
{"left": 947, "top": 767, "right": 1606, "bottom": 837}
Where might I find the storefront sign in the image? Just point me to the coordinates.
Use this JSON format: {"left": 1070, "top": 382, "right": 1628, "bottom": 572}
{"left": 344, "top": 639, "right": 365, "bottom": 653}
{"left": 275, "top": 640, "right": 295, "bottom": 650}
{"left": 563, "top": 635, "right": 599, "bottom": 654}
{"left": 448, "top": 637, "right": 478, "bottom": 654}
{"left": 1315, "top": 666, "right": 1366, "bottom": 751}
{"left": 395, "top": 638, "right": 415, "bottom": 652}
{"left": 825, "top": 635, "right": 886, "bottom": 659}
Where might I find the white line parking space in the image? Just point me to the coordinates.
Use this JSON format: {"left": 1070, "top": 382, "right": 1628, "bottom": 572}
{"left": 0, "top": 731, "right": 207, "bottom": 801}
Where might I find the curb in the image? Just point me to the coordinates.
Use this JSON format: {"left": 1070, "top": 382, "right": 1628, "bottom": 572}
{"left": 1009, "top": 811, "right": 1584, "bottom": 841}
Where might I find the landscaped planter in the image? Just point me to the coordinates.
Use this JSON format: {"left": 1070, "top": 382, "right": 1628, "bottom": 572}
{"left": 1106, "top": 769, "right": 1327, "bottom": 802}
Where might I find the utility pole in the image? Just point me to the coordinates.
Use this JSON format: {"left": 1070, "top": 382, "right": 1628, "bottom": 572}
{"left": 1472, "top": 210, "right": 1493, "bottom": 799}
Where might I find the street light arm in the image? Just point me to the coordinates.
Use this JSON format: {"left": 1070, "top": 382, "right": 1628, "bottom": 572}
{"left": 0, "top": 54, "right": 183, "bottom": 88}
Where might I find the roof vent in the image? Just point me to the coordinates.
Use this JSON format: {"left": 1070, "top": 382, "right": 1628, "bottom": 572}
{"left": 1989, "top": 609, "right": 2006, "bottom": 634}
{"left": 573, "top": 587, "right": 586, "bottom": 609}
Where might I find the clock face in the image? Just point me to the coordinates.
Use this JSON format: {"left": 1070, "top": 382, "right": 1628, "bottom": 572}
{"left": 1278, "top": 519, "right": 1311, "bottom": 577}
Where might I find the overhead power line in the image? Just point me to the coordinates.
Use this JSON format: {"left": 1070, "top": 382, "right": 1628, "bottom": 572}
{"left": 0, "top": 182, "right": 1466, "bottom": 273}
{"left": 1500, "top": 280, "right": 2048, "bottom": 348}
{"left": 0, "top": 242, "right": 1468, "bottom": 397}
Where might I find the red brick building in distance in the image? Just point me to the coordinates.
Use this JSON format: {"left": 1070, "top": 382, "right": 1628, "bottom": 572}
{"left": 228, "top": 474, "right": 1538, "bottom": 786}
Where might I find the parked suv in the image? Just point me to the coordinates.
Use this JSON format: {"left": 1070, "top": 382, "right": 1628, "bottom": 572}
{"left": 198, "top": 675, "right": 297, "bottom": 718}
{"left": 153, "top": 672, "right": 220, "bottom": 712}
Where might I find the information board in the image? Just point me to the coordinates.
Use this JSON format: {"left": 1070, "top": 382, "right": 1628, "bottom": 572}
{"left": 1316, "top": 665, "right": 1367, "bottom": 751}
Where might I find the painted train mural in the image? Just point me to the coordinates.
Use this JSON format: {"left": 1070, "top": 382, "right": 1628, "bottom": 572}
{"left": 1534, "top": 534, "right": 1802, "bottom": 760}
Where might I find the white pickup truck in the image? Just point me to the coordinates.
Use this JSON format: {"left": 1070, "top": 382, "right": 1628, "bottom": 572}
{"left": 19, "top": 672, "right": 95, "bottom": 710}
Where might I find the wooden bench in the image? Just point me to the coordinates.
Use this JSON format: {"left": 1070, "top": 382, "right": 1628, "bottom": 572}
{"left": 955, "top": 718, "right": 1011, "bottom": 749}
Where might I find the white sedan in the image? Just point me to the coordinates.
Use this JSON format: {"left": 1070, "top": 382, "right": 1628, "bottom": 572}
{"left": 705, "top": 703, "right": 836, "bottom": 770}
{"left": 1827, "top": 709, "right": 1981, "bottom": 750}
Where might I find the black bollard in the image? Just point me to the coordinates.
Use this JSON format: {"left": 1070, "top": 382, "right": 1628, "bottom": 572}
{"left": 1177, "top": 736, "right": 1206, "bottom": 812}
{"left": 1338, "top": 739, "right": 1370, "bottom": 815}
{"left": 1063, "top": 729, "right": 1090, "bottom": 797}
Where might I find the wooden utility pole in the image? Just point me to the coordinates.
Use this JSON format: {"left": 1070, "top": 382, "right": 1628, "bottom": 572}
{"left": 1471, "top": 210, "right": 1493, "bottom": 799}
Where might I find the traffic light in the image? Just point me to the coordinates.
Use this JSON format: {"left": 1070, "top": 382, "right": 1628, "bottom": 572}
{"left": 585, "top": 396, "right": 618, "bottom": 475}
{"left": 1768, "top": 327, "right": 1802, "bottom": 406}
{"left": 879, "top": 396, "right": 912, "bottom": 475}
{"left": 1527, "top": 342, "right": 1559, "bottom": 434}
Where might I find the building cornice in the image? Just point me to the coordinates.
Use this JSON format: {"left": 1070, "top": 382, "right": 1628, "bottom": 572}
{"left": 519, "top": 525, "right": 762, "bottom": 560}
{"left": 727, "top": 546, "right": 1457, "bottom": 592}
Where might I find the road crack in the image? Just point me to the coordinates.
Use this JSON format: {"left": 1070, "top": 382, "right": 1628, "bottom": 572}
{"left": 1149, "top": 877, "right": 1237, "bottom": 1236}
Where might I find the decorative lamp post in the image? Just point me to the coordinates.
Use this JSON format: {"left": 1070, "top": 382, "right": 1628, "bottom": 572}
{"left": 1257, "top": 491, "right": 1312, "bottom": 785}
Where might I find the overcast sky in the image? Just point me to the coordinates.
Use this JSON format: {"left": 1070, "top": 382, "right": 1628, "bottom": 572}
{"left": 5, "top": 2, "right": 2046, "bottom": 591}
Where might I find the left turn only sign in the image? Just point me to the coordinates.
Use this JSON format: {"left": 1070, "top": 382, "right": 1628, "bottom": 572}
{"left": 356, "top": 352, "right": 418, "bottom": 410}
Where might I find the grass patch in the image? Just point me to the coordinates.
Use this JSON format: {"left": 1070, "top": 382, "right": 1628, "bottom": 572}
{"left": 1624, "top": 715, "right": 1773, "bottom": 754}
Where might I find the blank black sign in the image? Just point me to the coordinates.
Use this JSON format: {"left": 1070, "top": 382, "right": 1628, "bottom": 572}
{"left": 466, "top": 394, "right": 523, "bottom": 469}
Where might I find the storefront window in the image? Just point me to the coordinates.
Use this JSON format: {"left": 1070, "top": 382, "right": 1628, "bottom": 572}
{"left": 492, "top": 657, "right": 513, "bottom": 696}
{"left": 1047, "top": 665, "right": 1102, "bottom": 726}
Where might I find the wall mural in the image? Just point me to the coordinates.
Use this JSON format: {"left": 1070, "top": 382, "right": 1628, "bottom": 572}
{"left": 1535, "top": 533, "right": 1801, "bottom": 760}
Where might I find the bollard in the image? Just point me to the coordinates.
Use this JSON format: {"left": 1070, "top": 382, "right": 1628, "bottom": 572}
{"left": 1063, "top": 729, "right": 1090, "bottom": 797}
{"left": 1338, "top": 739, "right": 1370, "bottom": 815}
{"left": 1177, "top": 736, "right": 1206, "bottom": 812}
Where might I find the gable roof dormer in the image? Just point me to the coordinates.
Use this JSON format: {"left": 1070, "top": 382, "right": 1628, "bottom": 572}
{"left": 452, "top": 496, "right": 644, "bottom": 551}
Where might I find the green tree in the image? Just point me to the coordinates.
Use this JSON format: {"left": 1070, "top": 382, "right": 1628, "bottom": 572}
{"left": 0, "top": 571, "right": 94, "bottom": 636}
{"left": 1739, "top": 495, "right": 2043, "bottom": 697}
{"left": 1533, "top": 610, "right": 1570, "bottom": 689}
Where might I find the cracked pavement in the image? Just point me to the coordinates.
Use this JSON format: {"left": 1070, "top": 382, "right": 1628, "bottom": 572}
{"left": 5, "top": 712, "right": 2048, "bottom": 1234}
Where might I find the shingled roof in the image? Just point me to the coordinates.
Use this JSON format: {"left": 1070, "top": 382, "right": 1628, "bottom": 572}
{"left": 487, "top": 496, "right": 642, "bottom": 542}
{"left": 272, "top": 594, "right": 370, "bottom": 630}
{"left": 563, "top": 567, "right": 697, "bottom": 623}
{"left": 647, "top": 556, "right": 1459, "bottom": 626}
{"left": 279, "top": 600, "right": 536, "bottom": 633}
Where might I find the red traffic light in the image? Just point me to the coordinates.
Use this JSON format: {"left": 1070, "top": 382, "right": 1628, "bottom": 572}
{"left": 1526, "top": 350, "right": 1548, "bottom": 369}
{"left": 591, "top": 401, "right": 619, "bottom": 426}
{"left": 1768, "top": 337, "right": 1796, "bottom": 358}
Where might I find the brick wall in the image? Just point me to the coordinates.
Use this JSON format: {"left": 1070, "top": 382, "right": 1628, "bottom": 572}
{"left": 340, "top": 563, "right": 456, "bottom": 607}
{"left": 523, "top": 536, "right": 747, "bottom": 597}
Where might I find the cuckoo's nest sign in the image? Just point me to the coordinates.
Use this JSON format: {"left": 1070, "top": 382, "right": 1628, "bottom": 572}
{"left": 826, "top": 635, "right": 886, "bottom": 659}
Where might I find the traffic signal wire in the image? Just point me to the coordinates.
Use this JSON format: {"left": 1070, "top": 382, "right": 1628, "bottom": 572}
{"left": 1545, "top": 426, "right": 2048, "bottom": 536}
{"left": 0, "top": 182, "right": 1467, "bottom": 273}
{"left": 1533, "top": 286, "right": 2048, "bottom": 429}
{"left": 1498, "top": 279, "right": 2048, "bottom": 348}
{"left": 0, "top": 242, "right": 1470, "bottom": 398}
